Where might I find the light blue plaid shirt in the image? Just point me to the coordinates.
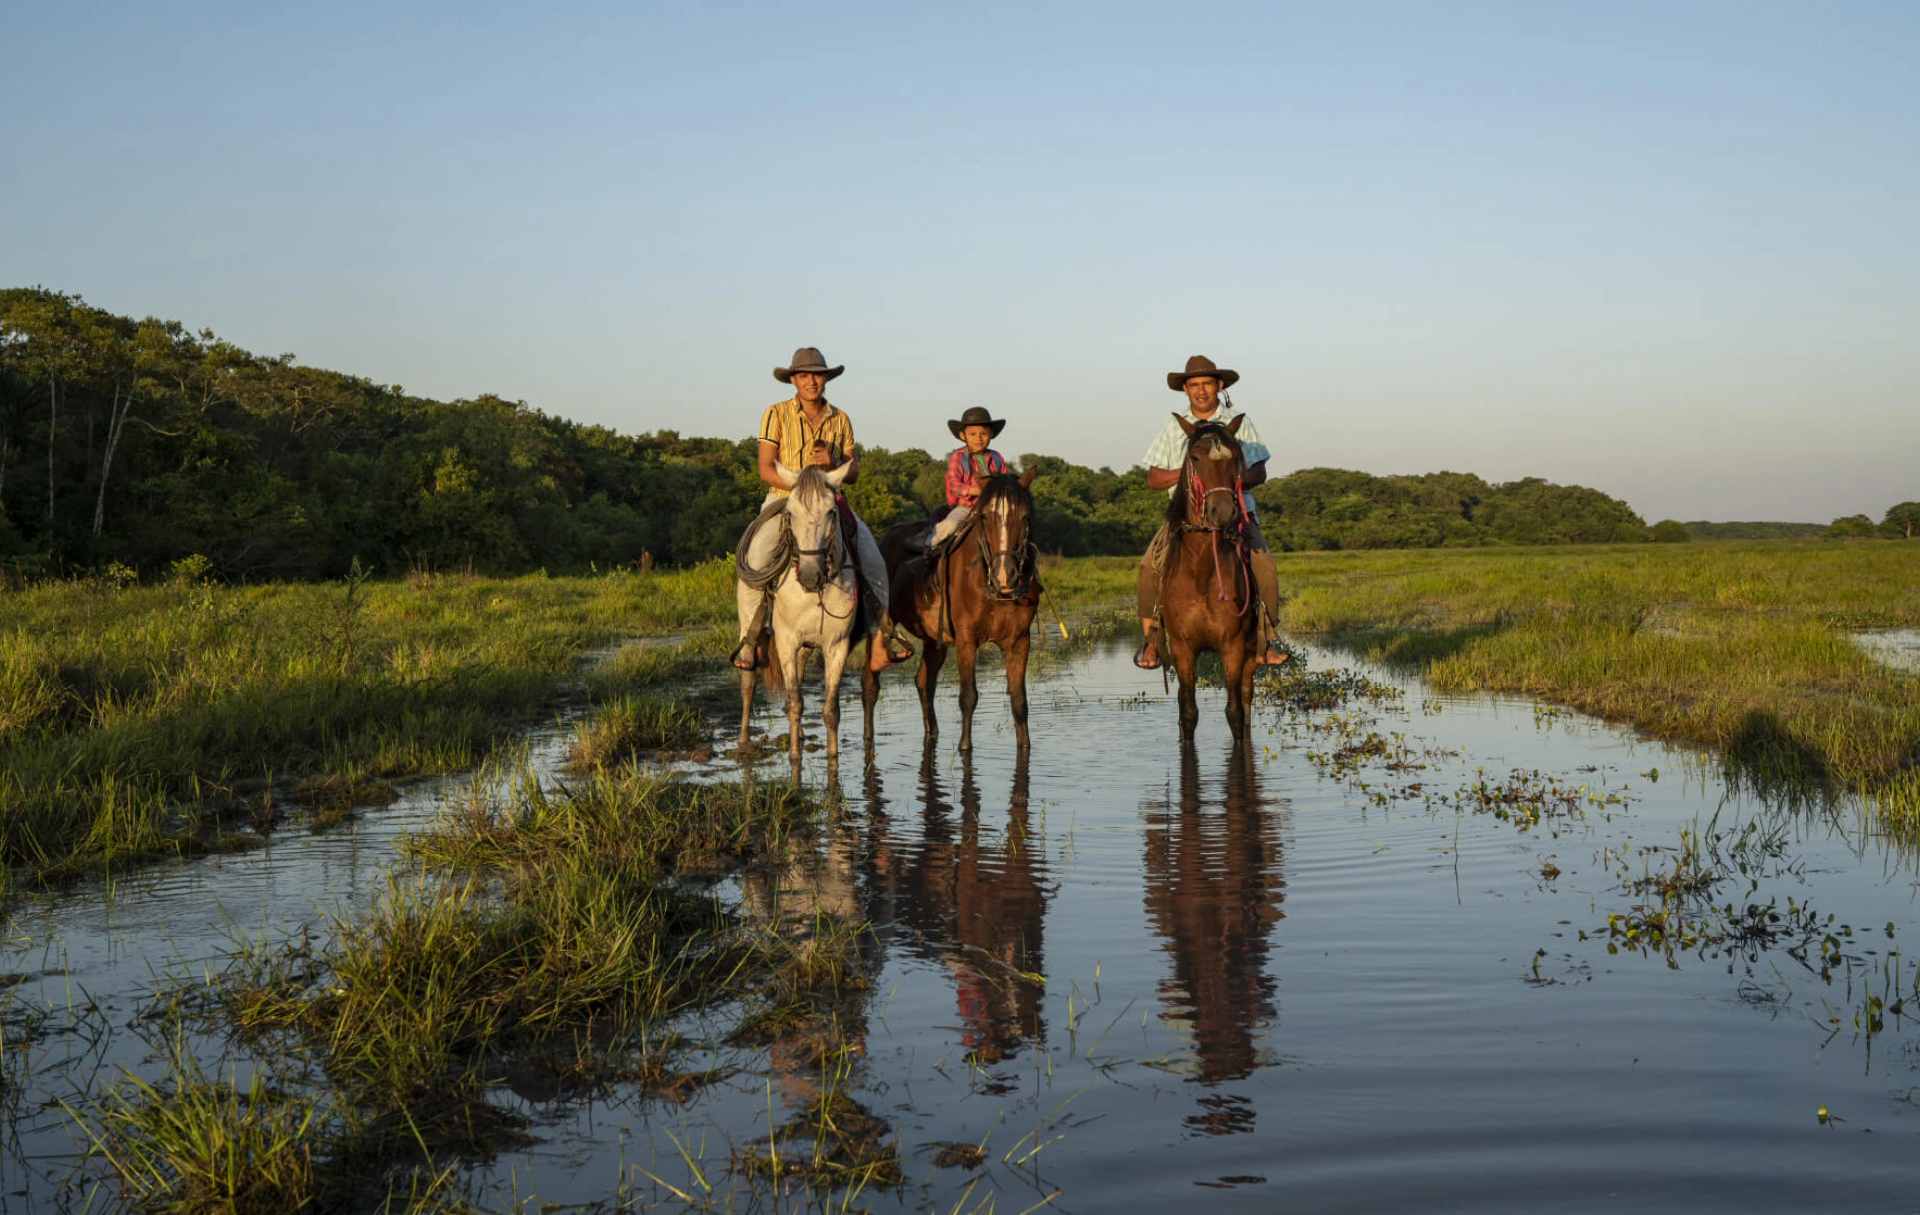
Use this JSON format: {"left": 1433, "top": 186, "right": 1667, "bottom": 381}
{"left": 1140, "top": 402, "right": 1271, "bottom": 518}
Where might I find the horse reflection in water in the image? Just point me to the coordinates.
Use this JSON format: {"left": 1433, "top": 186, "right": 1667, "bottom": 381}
{"left": 1141, "top": 743, "right": 1285, "bottom": 1133}
{"left": 895, "top": 749, "right": 1049, "bottom": 1064}
{"left": 737, "top": 769, "right": 891, "bottom": 1111}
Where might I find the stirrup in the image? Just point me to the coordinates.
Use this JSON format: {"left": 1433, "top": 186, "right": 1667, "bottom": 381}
{"left": 730, "top": 638, "right": 758, "bottom": 671}
{"left": 1133, "top": 635, "right": 1162, "bottom": 670}
{"left": 882, "top": 629, "right": 914, "bottom": 662}
{"left": 1258, "top": 640, "right": 1291, "bottom": 667}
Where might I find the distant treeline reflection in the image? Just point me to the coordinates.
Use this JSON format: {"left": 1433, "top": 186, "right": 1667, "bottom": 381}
{"left": 1, "top": 286, "right": 1865, "bottom": 580}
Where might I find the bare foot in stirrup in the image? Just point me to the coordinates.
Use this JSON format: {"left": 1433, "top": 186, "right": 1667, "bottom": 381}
{"left": 1257, "top": 641, "right": 1291, "bottom": 667}
{"left": 1134, "top": 632, "right": 1162, "bottom": 670}
{"left": 730, "top": 638, "right": 758, "bottom": 671}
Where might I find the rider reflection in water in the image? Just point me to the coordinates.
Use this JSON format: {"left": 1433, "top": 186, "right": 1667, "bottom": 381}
{"left": 901, "top": 750, "right": 1049, "bottom": 1065}
{"left": 1141, "top": 745, "right": 1285, "bottom": 1125}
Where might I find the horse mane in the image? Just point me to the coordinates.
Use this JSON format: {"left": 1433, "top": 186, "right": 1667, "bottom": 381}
{"left": 1164, "top": 421, "right": 1244, "bottom": 527}
{"left": 788, "top": 466, "right": 836, "bottom": 514}
{"left": 976, "top": 471, "right": 1031, "bottom": 514}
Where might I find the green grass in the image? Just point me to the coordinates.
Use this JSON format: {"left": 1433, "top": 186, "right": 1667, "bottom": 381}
{"left": 1277, "top": 540, "right": 1920, "bottom": 826}
{"left": 0, "top": 561, "right": 734, "bottom": 895}
{"left": 568, "top": 694, "right": 707, "bottom": 768}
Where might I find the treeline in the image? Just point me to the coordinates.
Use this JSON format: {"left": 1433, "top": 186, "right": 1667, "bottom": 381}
{"left": 5, "top": 288, "right": 1667, "bottom": 579}
{"left": 1683, "top": 521, "right": 1826, "bottom": 541}
{"left": 1827, "top": 505, "right": 1920, "bottom": 540}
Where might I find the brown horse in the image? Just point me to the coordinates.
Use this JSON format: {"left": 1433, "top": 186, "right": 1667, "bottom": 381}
{"left": 866, "top": 470, "right": 1041, "bottom": 752}
{"left": 1149, "top": 416, "right": 1261, "bottom": 743}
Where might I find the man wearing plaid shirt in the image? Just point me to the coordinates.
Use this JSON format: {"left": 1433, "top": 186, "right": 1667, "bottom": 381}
{"left": 1135, "top": 355, "right": 1287, "bottom": 670}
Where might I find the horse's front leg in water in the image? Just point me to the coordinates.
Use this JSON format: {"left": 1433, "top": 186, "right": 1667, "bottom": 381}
{"left": 737, "top": 668, "right": 756, "bottom": 752}
{"left": 820, "top": 638, "right": 849, "bottom": 758}
{"left": 1172, "top": 641, "right": 1200, "bottom": 740}
{"left": 916, "top": 640, "right": 947, "bottom": 740}
{"left": 1004, "top": 629, "right": 1032, "bottom": 751}
{"left": 859, "top": 653, "right": 879, "bottom": 758}
{"left": 1222, "top": 635, "right": 1251, "bottom": 742}
{"left": 955, "top": 639, "right": 981, "bottom": 752}
{"left": 778, "top": 635, "right": 805, "bottom": 761}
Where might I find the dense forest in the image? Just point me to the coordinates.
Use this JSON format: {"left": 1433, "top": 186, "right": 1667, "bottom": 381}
{"left": 7, "top": 287, "right": 1897, "bottom": 582}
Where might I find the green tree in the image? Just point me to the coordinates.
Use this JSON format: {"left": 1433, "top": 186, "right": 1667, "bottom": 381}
{"left": 1883, "top": 501, "right": 1920, "bottom": 539}
{"left": 1826, "top": 514, "right": 1878, "bottom": 539}
{"left": 1649, "top": 520, "right": 1691, "bottom": 543}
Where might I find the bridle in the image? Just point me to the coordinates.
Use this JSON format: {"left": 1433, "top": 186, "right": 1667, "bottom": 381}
{"left": 1177, "top": 430, "right": 1253, "bottom": 615}
{"left": 788, "top": 491, "right": 855, "bottom": 622}
{"left": 970, "top": 484, "right": 1037, "bottom": 602}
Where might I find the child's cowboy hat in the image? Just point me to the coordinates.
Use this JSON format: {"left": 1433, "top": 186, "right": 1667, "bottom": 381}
{"left": 947, "top": 405, "right": 1008, "bottom": 440}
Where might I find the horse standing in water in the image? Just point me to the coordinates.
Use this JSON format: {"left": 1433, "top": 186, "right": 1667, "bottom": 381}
{"left": 735, "top": 465, "right": 862, "bottom": 761}
{"left": 869, "top": 470, "right": 1041, "bottom": 752}
{"left": 1149, "top": 417, "right": 1261, "bottom": 743}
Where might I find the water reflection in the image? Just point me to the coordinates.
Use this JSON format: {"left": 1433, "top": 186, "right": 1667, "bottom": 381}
{"left": 895, "top": 749, "right": 1051, "bottom": 1064}
{"left": 1141, "top": 742, "right": 1285, "bottom": 1111}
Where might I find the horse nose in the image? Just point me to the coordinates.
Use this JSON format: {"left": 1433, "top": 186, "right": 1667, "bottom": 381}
{"left": 796, "top": 555, "right": 825, "bottom": 591}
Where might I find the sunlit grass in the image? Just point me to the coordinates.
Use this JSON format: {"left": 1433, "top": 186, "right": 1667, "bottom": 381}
{"left": 1280, "top": 541, "right": 1920, "bottom": 815}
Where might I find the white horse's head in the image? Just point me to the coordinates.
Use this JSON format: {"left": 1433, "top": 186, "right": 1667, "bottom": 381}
{"left": 782, "top": 463, "right": 851, "bottom": 592}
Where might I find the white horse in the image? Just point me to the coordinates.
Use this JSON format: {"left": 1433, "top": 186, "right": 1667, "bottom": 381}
{"left": 736, "top": 464, "right": 860, "bottom": 760}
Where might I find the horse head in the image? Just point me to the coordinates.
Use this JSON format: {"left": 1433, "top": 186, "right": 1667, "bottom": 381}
{"left": 785, "top": 463, "right": 850, "bottom": 592}
{"left": 976, "top": 468, "right": 1039, "bottom": 598}
{"left": 1175, "top": 413, "right": 1246, "bottom": 531}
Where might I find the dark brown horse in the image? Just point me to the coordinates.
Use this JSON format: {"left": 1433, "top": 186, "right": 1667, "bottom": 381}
{"left": 865, "top": 470, "right": 1041, "bottom": 751}
{"left": 1150, "top": 416, "right": 1261, "bottom": 742}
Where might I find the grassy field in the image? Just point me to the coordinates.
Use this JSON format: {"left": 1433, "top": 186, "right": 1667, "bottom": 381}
{"left": 1277, "top": 540, "right": 1920, "bottom": 828}
{"left": 5, "top": 541, "right": 1916, "bottom": 901}
{"left": 0, "top": 556, "right": 1135, "bottom": 902}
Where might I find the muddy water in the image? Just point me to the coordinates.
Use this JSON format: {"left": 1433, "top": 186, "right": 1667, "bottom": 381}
{"left": 6, "top": 642, "right": 1920, "bottom": 1211}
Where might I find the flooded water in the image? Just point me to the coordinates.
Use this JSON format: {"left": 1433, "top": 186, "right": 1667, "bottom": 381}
{"left": 1857, "top": 628, "right": 1920, "bottom": 674}
{"left": 5, "top": 640, "right": 1920, "bottom": 1211}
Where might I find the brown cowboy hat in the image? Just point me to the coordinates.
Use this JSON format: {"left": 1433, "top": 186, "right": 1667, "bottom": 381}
{"left": 947, "top": 405, "right": 1007, "bottom": 440}
{"left": 1167, "top": 354, "right": 1240, "bottom": 392}
{"left": 773, "top": 346, "right": 845, "bottom": 384}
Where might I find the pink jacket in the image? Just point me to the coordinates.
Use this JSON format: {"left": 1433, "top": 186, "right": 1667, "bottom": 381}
{"left": 945, "top": 447, "right": 1008, "bottom": 508}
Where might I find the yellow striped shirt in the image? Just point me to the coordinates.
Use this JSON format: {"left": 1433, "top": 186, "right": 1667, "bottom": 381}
{"left": 758, "top": 397, "right": 855, "bottom": 495}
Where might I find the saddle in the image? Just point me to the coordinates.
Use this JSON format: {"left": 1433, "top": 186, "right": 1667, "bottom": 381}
{"left": 733, "top": 495, "right": 870, "bottom": 670}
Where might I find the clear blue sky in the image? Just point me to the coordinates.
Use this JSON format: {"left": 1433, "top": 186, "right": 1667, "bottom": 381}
{"left": 8, "top": 1, "right": 1916, "bottom": 522}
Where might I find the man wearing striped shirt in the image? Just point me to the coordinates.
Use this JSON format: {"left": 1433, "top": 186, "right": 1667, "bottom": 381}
{"left": 733, "top": 346, "right": 913, "bottom": 671}
{"left": 1135, "top": 355, "right": 1287, "bottom": 670}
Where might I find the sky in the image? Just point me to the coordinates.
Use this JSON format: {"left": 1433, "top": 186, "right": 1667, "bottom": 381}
{"left": 6, "top": 1, "right": 1916, "bottom": 523}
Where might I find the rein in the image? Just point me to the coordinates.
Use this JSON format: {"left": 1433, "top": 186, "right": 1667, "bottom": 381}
{"left": 1177, "top": 449, "right": 1254, "bottom": 617}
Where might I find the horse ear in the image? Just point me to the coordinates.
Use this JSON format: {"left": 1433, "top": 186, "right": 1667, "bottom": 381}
{"left": 1174, "top": 413, "right": 1196, "bottom": 436}
{"left": 823, "top": 461, "right": 852, "bottom": 488}
{"left": 1225, "top": 414, "right": 1245, "bottom": 436}
{"left": 1018, "top": 467, "right": 1038, "bottom": 490}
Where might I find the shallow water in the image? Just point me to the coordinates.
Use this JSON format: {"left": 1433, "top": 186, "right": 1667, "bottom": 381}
{"left": 5, "top": 641, "right": 1920, "bottom": 1211}
{"left": 1856, "top": 628, "right": 1920, "bottom": 673}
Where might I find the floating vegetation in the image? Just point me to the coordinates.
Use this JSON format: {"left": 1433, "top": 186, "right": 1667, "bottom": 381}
{"left": 1454, "top": 768, "right": 1629, "bottom": 833}
{"left": 1582, "top": 816, "right": 1920, "bottom": 1050}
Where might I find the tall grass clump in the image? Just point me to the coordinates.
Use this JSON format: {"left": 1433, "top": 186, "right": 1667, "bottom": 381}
{"left": 569, "top": 694, "right": 706, "bottom": 768}
{"left": 77, "top": 1052, "right": 321, "bottom": 1215}
{"left": 200, "top": 769, "right": 835, "bottom": 1118}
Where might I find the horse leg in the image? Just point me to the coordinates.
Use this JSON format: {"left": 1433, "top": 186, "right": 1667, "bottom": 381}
{"left": 917, "top": 641, "right": 947, "bottom": 740}
{"left": 777, "top": 633, "right": 805, "bottom": 761}
{"left": 1223, "top": 636, "right": 1250, "bottom": 743}
{"left": 737, "top": 668, "right": 756, "bottom": 751}
{"left": 1171, "top": 641, "right": 1201, "bottom": 740}
{"left": 1003, "top": 629, "right": 1031, "bottom": 751}
{"left": 821, "top": 639, "right": 849, "bottom": 759}
{"left": 860, "top": 658, "right": 879, "bottom": 759}
{"left": 956, "top": 639, "right": 980, "bottom": 753}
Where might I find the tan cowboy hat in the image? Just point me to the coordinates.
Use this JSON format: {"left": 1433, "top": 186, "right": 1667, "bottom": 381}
{"left": 1167, "top": 354, "right": 1240, "bottom": 392}
{"left": 947, "top": 405, "right": 1007, "bottom": 440}
{"left": 773, "top": 346, "right": 844, "bottom": 384}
